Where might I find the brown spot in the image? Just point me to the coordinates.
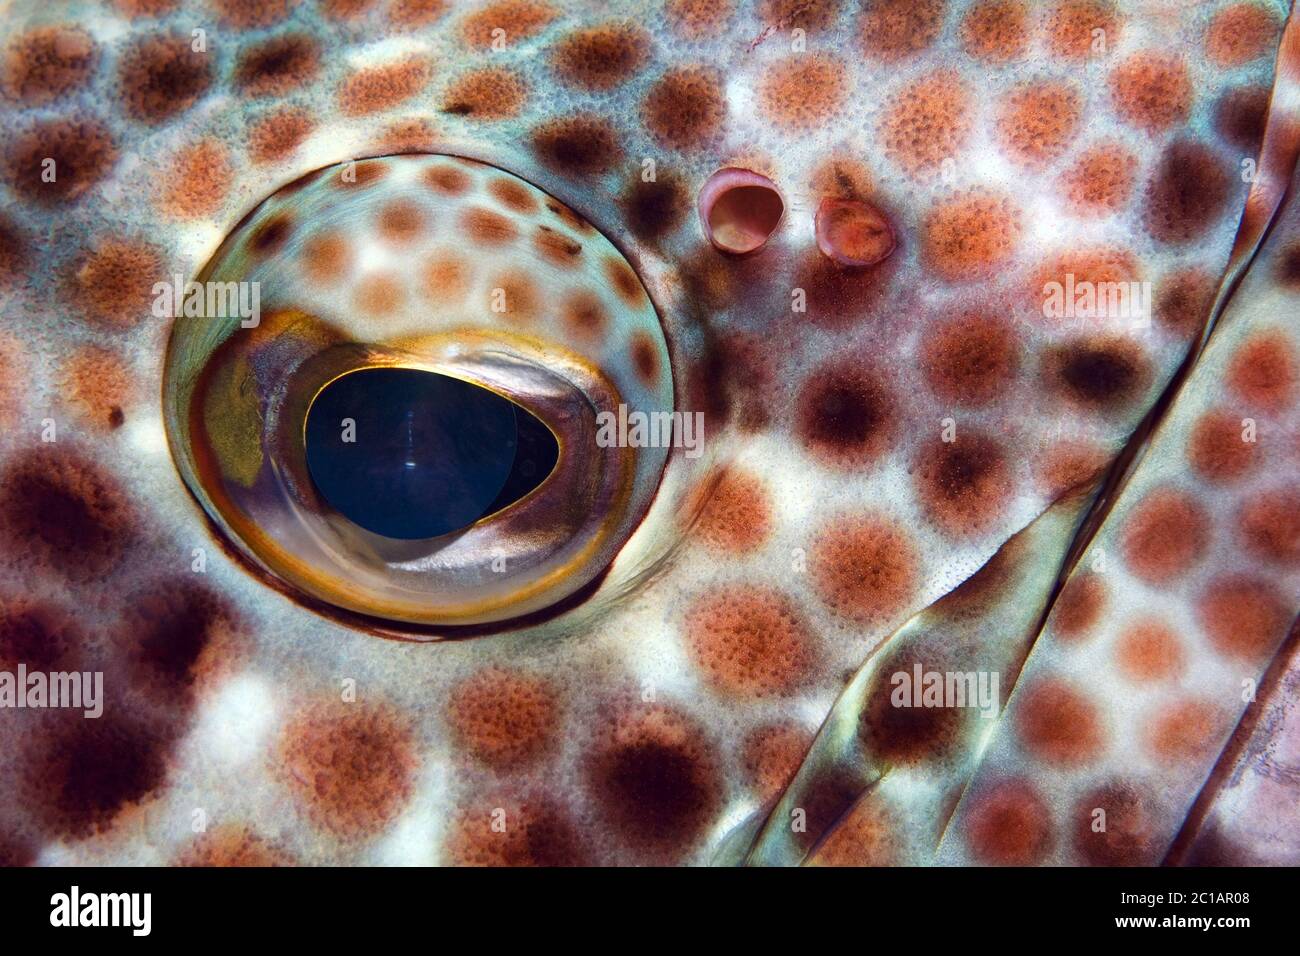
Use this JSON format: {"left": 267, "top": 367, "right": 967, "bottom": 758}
{"left": 1050, "top": 573, "right": 1107, "bottom": 641}
{"left": 1144, "top": 140, "right": 1231, "bottom": 245}
{"left": 72, "top": 238, "right": 163, "bottom": 328}
{"left": 809, "top": 513, "right": 918, "bottom": 624}
{"left": 1073, "top": 782, "right": 1160, "bottom": 865}
{"left": 461, "top": 1, "right": 558, "bottom": 48}
{"left": 858, "top": 0, "right": 944, "bottom": 61}
{"left": 1205, "top": 3, "right": 1279, "bottom": 67}
{"left": 1110, "top": 52, "right": 1192, "bottom": 132}
{"left": 1215, "top": 85, "right": 1271, "bottom": 154}
{"left": 420, "top": 251, "right": 470, "bottom": 300}
{"left": 960, "top": 0, "right": 1029, "bottom": 62}
{"left": 422, "top": 162, "right": 470, "bottom": 195}
{"left": 1059, "top": 142, "right": 1137, "bottom": 214}
{"left": 811, "top": 798, "right": 899, "bottom": 866}
{"left": 442, "top": 67, "right": 527, "bottom": 119}
{"left": 741, "top": 722, "right": 811, "bottom": 803}
{"left": 1197, "top": 576, "right": 1289, "bottom": 662}
{"left": 1042, "top": 334, "right": 1150, "bottom": 412}
{"left": 621, "top": 173, "right": 689, "bottom": 243}
{"left": 1238, "top": 487, "right": 1300, "bottom": 566}
{"left": 446, "top": 795, "right": 586, "bottom": 866}
{"left": 759, "top": 54, "right": 846, "bottom": 131}
{"left": 964, "top": 777, "right": 1053, "bottom": 865}
{"left": 462, "top": 206, "right": 518, "bottom": 245}
{"left": 550, "top": 23, "right": 649, "bottom": 91}
{"left": 922, "top": 190, "right": 1021, "bottom": 281}
{"left": 1116, "top": 618, "right": 1184, "bottom": 683}
{"left": 1278, "top": 243, "right": 1300, "bottom": 289}
{"left": 684, "top": 586, "right": 815, "bottom": 697}
{"left": 1146, "top": 699, "right": 1226, "bottom": 766}
{"left": 630, "top": 332, "right": 660, "bottom": 386}
{"left": 376, "top": 199, "right": 426, "bottom": 244}
{"left": 5, "top": 115, "right": 117, "bottom": 204}
{"left": 560, "top": 290, "right": 608, "bottom": 340}
{"left": 1046, "top": 0, "right": 1120, "bottom": 61}
{"left": 605, "top": 256, "right": 645, "bottom": 307}
{"left": 585, "top": 703, "right": 721, "bottom": 859}
{"left": 861, "top": 643, "right": 965, "bottom": 765}
{"left": 880, "top": 70, "right": 973, "bottom": 178}
{"left": 113, "top": 0, "right": 180, "bottom": 14}
{"left": 211, "top": 0, "right": 296, "bottom": 28}
{"left": 378, "top": 117, "right": 439, "bottom": 153}
{"left": 1038, "top": 439, "right": 1109, "bottom": 496}
{"left": 487, "top": 177, "right": 538, "bottom": 214}
{"left": 489, "top": 269, "right": 540, "bottom": 321}
{"left": 0, "top": 601, "right": 76, "bottom": 670}
{"left": 642, "top": 66, "right": 725, "bottom": 150}
{"left": 233, "top": 33, "right": 321, "bottom": 97}
{"left": 178, "top": 826, "right": 295, "bottom": 866}
{"left": 1120, "top": 486, "right": 1210, "bottom": 585}
{"left": 913, "top": 431, "right": 1013, "bottom": 538}
{"left": 665, "top": 0, "right": 735, "bottom": 39}
{"left": 279, "top": 701, "right": 418, "bottom": 839}
{"left": 353, "top": 272, "right": 406, "bottom": 316}
{"left": 319, "top": 0, "right": 378, "bottom": 18}
{"left": 1016, "top": 677, "right": 1104, "bottom": 766}
{"left": 688, "top": 468, "right": 771, "bottom": 553}
{"left": 301, "top": 231, "right": 351, "bottom": 285}
{"left": 117, "top": 32, "right": 212, "bottom": 123}
{"left": 758, "top": 0, "right": 840, "bottom": 34}
{"left": 1031, "top": 245, "right": 1140, "bottom": 305}
{"left": 1227, "top": 330, "right": 1295, "bottom": 412}
{"left": 0, "top": 216, "right": 26, "bottom": 286}
{"left": 247, "top": 107, "right": 314, "bottom": 164}
{"left": 248, "top": 212, "right": 293, "bottom": 257}
{"left": 795, "top": 362, "right": 896, "bottom": 468}
{"left": 388, "top": 0, "right": 448, "bottom": 28}
{"left": 60, "top": 345, "right": 134, "bottom": 430}
{"left": 159, "top": 139, "right": 232, "bottom": 219}
{"left": 120, "top": 579, "right": 234, "bottom": 702}
{"left": 1, "top": 25, "right": 98, "bottom": 105}
{"left": 338, "top": 58, "right": 431, "bottom": 116}
{"left": 1154, "top": 266, "right": 1215, "bottom": 334}
{"left": 446, "top": 668, "right": 559, "bottom": 768}
{"left": 921, "top": 310, "right": 1020, "bottom": 407}
{"left": 533, "top": 227, "right": 583, "bottom": 267}
{"left": 531, "top": 115, "right": 622, "bottom": 176}
{"left": 1188, "top": 409, "right": 1257, "bottom": 484}
{"left": 997, "top": 81, "right": 1082, "bottom": 166}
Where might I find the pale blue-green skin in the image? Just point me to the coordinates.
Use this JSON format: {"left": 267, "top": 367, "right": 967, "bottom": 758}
{"left": 0, "top": 0, "right": 1294, "bottom": 866}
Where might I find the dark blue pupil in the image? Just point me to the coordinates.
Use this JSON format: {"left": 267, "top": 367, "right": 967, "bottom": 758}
{"left": 304, "top": 368, "right": 558, "bottom": 540}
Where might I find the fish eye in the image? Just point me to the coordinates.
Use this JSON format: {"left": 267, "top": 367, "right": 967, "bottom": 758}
{"left": 162, "top": 155, "right": 673, "bottom": 630}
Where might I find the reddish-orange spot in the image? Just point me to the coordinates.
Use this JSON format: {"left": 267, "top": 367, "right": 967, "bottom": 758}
{"left": 921, "top": 310, "right": 1020, "bottom": 407}
{"left": 964, "top": 778, "right": 1053, "bottom": 865}
{"left": 1227, "top": 330, "right": 1295, "bottom": 412}
{"left": 1072, "top": 782, "right": 1160, "bottom": 866}
{"left": 880, "top": 71, "right": 972, "bottom": 178}
{"left": 1050, "top": 573, "right": 1107, "bottom": 641}
{"left": 1120, "top": 487, "right": 1210, "bottom": 585}
{"left": 489, "top": 270, "right": 540, "bottom": 321}
{"left": 60, "top": 345, "right": 134, "bottom": 430}
{"left": 741, "top": 722, "right": 811, "bottom": 803}
{"left": 913, "top": 431, "right": 1012, "bottom": 538}
{"left": 461, "top": 207, "right": 518, "bottom": 245}
{"left": 117, "top": 32, "right": 212, "bottom": 123}
{"left": 1116, "top": 618, "right": 1184, "bottom": 683}
{"left": 1015, "top": 677, "right": 1104, "bottom": 766}
{"left": 533, "top": 227, "right": 583, "bottom": 268}
{"left": 665, "top": 0, "right": 735, "bottom": 39}
{"left": 997, "top": 81, "right": 1081, "bottom": 166}
{"left": 388, "top": 0, "right": 448, "bottom": 28}
{"left": 1238, "top": 487, "right": 1300, "bottom": 566}
{"left": 1059, "top": 142, "right": 1137, "bottom": 215}
{"left": 960, "top": 0, "right": 1029, "bottom": 62}
{"left": 159, "top": 139, "right": 231, "bottom": 219}
{"left": 1, "top": 25, "right": 97, "bottom": 105}
{"left": 550, "top": 23, "right": 648, "bottom": 91}
{"left": 1154, "top": 266, "right": 1215, "bottom": 334}
{"left": 442, "top": 67, "right": 527, "bottom": 120}
{"left": 922, "top": 191, "right": 1021, "bottom": 281}
{"left": 684, "top": 586, "right": 815, "bottom": 697}
{"left": 1045, "top": 0, "right": 1121, "bottom": 61}
{"left": 301, "top": 231, "right": 351, "bottom": 285}
{"left": 1188, "top": 409, "right": 1257, "bottom": 484}
{"left": 423, "top": 162, "right": 470, "bottom": 195}
{"left": 810, "top": 513, "right": 918, "bottom": 624}
{"left": 353, "top": 273, "right": 406, "bottom": 316}
{"left": 604, "top": 256, "right": 645, "bottom": 307}
{"left": 1146, "top": 699, "right": 1225, "bottom": 766}
{"left": 1110, "top": 52, "right": 1192, "bottom": 132}
{"left": 377, "top": 199, "right": 427, "bottom": 244}
{"left": 247, "top": 107, "right": 313, "bottom": 164}
{"left": 446, "top": 668, "right": 559, "bottom": 768}
{"left": 177, "top": 826, "right": 294, "bottom": 866}
{"left": 1197, "top": 576, "right": 1289, "bottom": 661}
{"left": 420, "top": 251, "right": 470, "bottom": 300}
{"left": 630, "top": 331, "right": 660, "bottom": 387}
{"left": 858, "top": 0, "right": 945, "bottom": 61}
{"left": 211, "top": 0, "right": 295, "bottom": 28}
{"left": 642, "top": 66, "right": 725, "bottom": 150}
{"left": 1205, "top": 4, "right": 1279, "bottom": 67}
{"left": 338, "top": 58, "right": 431, "bottom": 116}
{"left": 461, "top": 1, "right": 558, "bottom": 47}
{"left": 5, "top": 116, "right": 117, "bottom": 204}
{"left": 446, "top": 795, "right": 586, "bottom": 866}
{"left": 278, "top": 701, "right": 418, "bottom": 839}
{"left": 560, "top": 290, "right": 608, "bottom": 340}
{"left": 687, "top": 468, "right": 771, "bottom": 553}
{"left": 759, "top": 55, "right": 847, "bottom": 131}
{"left": 73, "top": 238, "right": 163, "bottom": 328}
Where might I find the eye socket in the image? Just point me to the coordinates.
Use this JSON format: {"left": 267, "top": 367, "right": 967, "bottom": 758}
{"left": 163, "top": 155, "right": 673, "bottom": 630}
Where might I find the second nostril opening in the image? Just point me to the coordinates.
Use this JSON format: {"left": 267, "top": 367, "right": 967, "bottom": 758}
{"left": 815, "top": 197, "right": 896, "bottom": 268}
{"left": 698, "top": 168, "right": 785, "bottom": 255}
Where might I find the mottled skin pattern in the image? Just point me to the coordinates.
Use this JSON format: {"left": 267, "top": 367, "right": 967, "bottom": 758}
{"left": 0, "top": 0, "right": 1296, "bottom": 866}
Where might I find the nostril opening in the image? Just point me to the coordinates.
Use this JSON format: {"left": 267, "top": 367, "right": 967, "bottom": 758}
{"left": 814, "top": 197, "right": 896, "bottom": 268}
{"left": 698, "top": 168, "right": 785, "bottom": 255}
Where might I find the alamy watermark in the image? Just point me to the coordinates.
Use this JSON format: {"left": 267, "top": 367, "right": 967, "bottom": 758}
{"left": 152, "top": 275, "right": 261, "bottom": 328}
{"left": 595, "top": 404, "right": 704, "bottom": 458}
{"left": 890, "top": 663, "right": 999, "bottom": 719}
{"left": 0, "top": 664, "right": 103, "bottom": 718}
{"left": 1042, "top": 273, "right": 1151, "bottom": 329}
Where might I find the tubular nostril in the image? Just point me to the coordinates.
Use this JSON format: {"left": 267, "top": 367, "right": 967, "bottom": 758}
{"left": 814, "top": 197, "right": 896, "bottom": 268}
{"left": 697, "top": 168, "right": 785, "bottom": 255}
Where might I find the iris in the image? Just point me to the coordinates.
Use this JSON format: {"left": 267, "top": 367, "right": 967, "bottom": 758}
{"left": 304, "top": 368, "right": 558, "bottom": 539}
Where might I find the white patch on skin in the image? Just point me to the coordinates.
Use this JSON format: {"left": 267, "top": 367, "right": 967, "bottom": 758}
{"left": 122, "top": 410, "right": 172, "bottom": 463}
{"left": 192, "top": 673, "right": 279, "bottom": 768}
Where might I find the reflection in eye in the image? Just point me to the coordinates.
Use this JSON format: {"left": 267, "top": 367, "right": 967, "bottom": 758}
{"left": 163, "top": 155, "right": 673, "bottom": 630}
{"left": 303, "top": 367, "right": 559, "bottom": 541}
